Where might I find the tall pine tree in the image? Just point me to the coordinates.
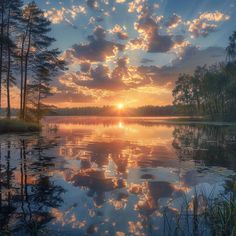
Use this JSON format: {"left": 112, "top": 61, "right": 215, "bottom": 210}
{"left": 20, "top": 1, "right": 65, "bottom": 121}
{"left": 5, "top": 0, "right": 23, "bottom": 118}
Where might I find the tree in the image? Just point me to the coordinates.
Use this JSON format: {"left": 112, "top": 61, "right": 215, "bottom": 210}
{"left": 19, "top": 1, "right": 64, "bottom": 121}
{"left": 172, "top": 73, "right": 196, "bottom": 114}
{"left": 27, "top": 49, "right": 66, "bottom": 122}
{"left": 5, "top": 0, "right": 23, "bottom": 118}
{"left": 226, "top": 31, "right": 236, "bottom": 62}
{"left": 0, "top": 0, "right": 6, "bottom": 114}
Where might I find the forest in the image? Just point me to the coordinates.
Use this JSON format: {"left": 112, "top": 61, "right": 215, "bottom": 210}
{"left": 173, "top": 32, "right": 236, "bottom": 120}
{"left": 0, "top": 0, "right": 65, "bottom": 122}
{"left": 48, "top": 105, "right": 181, "bottom": 117}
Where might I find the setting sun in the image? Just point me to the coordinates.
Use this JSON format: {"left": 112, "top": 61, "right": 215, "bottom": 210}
{"left": 117, "top": 103, "right": 124, "bottom": 110}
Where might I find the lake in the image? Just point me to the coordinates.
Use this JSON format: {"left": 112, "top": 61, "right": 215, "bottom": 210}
{"left": 0, "top": 117, "right": 236, "bottom": 235}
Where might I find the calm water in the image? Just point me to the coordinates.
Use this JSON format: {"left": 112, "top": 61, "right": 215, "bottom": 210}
{"left": 0, "top": 117, "right": 236, "bottom": 236}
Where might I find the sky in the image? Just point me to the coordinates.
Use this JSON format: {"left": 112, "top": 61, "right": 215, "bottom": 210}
{"left": 20, "top": 0, "right": 236, "bottom": 107}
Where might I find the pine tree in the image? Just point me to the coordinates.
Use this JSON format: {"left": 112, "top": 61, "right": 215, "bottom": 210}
{"left": 5, "top": 0, "right": 23, "bottom": 118}
{"left": 28, "top": 49, "right": 65, "bottom": 122}
{"left": 19, "top": 1, "right": 65, "bottom": 121}
{"left": 0, "top": 0, "right": 7, "bottom": 114}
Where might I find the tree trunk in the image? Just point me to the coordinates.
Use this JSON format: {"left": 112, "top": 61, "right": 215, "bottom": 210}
{"left": 20, "top": 35, "right": 25, "bottom": 119}
{"left": 22, "top": 27, "right": 31, "bottom": 120}
{"left": 20, "top": 21, "right": 30, "bottom": 119}
{"left": 37, "top": 83, "right": 41, "bottom": 123}
{"left": 0, "top": 2, "right": 4, "bottom": 114}
{"left": 6, "top": 7, "right": 11, "bottom": 119}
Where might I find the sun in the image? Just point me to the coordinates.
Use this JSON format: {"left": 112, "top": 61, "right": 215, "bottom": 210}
{"left": 117, "top": 103, "right": 124, "bottom": 110}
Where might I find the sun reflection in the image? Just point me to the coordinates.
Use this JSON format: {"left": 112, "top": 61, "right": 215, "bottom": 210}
{"left": 118, "top": 121, "right": 124, "bottom": 128}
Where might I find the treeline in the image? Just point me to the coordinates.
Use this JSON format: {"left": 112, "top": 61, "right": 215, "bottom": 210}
{"left": 173, "top": 31, "right": 236, "bottom": 120}
{"left": 0, "top": 1, "right": 65, "bottom": 122}
{"left": 49, "top": 105, "right": 182, "bottom": 116}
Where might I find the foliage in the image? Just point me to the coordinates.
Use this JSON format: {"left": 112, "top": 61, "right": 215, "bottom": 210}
{"left": 162, "top": 177, "right": 236, "bottom": 236}
{"left": 0, "top": 1, "right": 65, "bottom": 122}
{"left": 173, "top": 32, "right": 236, "bottom": 120}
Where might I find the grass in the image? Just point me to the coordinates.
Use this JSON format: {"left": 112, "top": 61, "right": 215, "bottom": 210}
{"left": 0, "top": 119, "right": 41, "bottom": 133}
{"left": 162, "top": 183, "right": 236, "bottom": 236}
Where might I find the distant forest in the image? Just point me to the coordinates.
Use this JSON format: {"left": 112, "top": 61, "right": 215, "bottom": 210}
{"left": 47, "top": 106, "right": 181, "bottom": 117}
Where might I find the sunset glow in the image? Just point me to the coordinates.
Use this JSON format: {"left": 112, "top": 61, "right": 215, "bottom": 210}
{"left": 1, "top": 0, "right": 236, "bottom": 235}
{"left": 1, "top": 0, "right": 233, "bottom": 109}
{"left": 117, "top": 103, "right": 124, "bottom": 110}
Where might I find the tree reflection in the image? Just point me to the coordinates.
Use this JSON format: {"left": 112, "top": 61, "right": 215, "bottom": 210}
{"left": 0, "top": 136, "right": 65, "bottom": 235}
{"left": 172, "top": 125, "right": 236, "bottom": 169}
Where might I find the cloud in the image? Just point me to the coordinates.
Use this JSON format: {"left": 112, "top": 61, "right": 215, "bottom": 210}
{"left": 109, "top": 25, "right": 129, "bottom": 40}
{"left": 74, "top": 64, "right": 127, "bottom": 90}
{"left": 126, "top": 38, "right": 146, "bottom": 50}
{"left": 45, "top": 73, "right": 97, "bottom": 105}
{"left": 68, "top": 57, "right": 150, "bottom": 91}
{"left": 63, "top": 45, "right": 225, "bottom": 93}
{"left": 187, "top": 11, "right": 230, "bottom": 38}
{"left": 138, "top": 46, "right": 226, "bottom": 87}
{"left": 128, "top": 0, "right": 146, "bottom": 14}
{"left": 44, "top": 5, "right": 86, "bottom": 25}
{"left": 74, "top": 57, "right": 131, "bottom": 90}
{"left": 166, "top": 14, "right": 182, "bottom": 30}
{"left": 148, "top": 34, "right": 173, "bottom": 53}
{"left": 46, "top": 91, "right": 95, "bottom": 104}
{"left": 140, "top": 58, "right": 154, "bottom": 64}
{"left": 199, "top": 11, "right": 230, "bottom": 22}
{"left": 171, "top": 46, "right": 226, "bottom": 72}
{"left": 86, "top": 0, "right": 99, "bottom": 10}
{"left": 49, "top": 44, "right": 226, "bottom": 107}
{"left": 80, "top": 62, "right": 91, "bottom": 73}
{"left": 134, "top": 14, "right": 174, "bottom": 53}
{"left": 116, "top": 0, "right": 126, "bottom": 3}
{"left": 71, "top": 26, "right": 125, "bottom": 63}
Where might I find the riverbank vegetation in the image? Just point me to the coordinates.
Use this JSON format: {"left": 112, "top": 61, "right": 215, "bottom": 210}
{"left": 163, "top": 179, "right": 236, "bottom": 235}
{"left": 173, "top": 31, "right": 236, "bottom": 121}
{"left": 0, "top": 119, "right": 40, "bottom": 133}
{"left": 0, "top": 1, "right": 65, "bottom": 123}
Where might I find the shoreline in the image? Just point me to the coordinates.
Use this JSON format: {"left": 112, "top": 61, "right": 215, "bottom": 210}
{"left": 1, "top": 116, "right": 235, "bottom": 135}
{"left": 0, "top": 119, "right": 41, "bottom": 134}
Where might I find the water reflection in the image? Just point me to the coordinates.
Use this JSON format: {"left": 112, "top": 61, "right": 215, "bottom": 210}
{"left": 0, "top": 117, "right": 235, "bottom": 235}
{"left": 0, "top": 136, "right": 65, "bottom": 235}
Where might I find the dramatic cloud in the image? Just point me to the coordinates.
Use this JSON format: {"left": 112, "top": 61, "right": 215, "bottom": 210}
{"left": 134, "top": 14, "right": 173, "bottom": 53}
{"left": 187, "top": 11, "right": 230, "bottom": 38}
{"left": 80, "top": 62, "right": 91, "bottom": 73}
{"left": 44, "top": 5, "right": 86, "bottom": 25}
{"left": 109, "top": 25, "right": 129, "bottom": 40}
{"left": 128, "top": 0, "right": 146, "bottom": 13}
{"left": 199, "top": 11, "right": 230, "bottom": 22}
{"left": 76, "top": 64, "right": 126, "bottom": 90}
{"left": 71, "top": 26, "right": 125, "bottom": 63}
{"left": 166, "top": 14, "right": 182, "bottom": 30}
{"left": 66, "top": 56, "right": 150, "bottom": 91}
{"left": 138, "top": 46, "right": 226, "bottom": 87}
{"left": 39, "top": 0, "right": 234, "bottom": 107}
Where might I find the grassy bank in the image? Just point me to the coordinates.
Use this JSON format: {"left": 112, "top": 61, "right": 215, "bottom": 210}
{"left": 0, "top": 119, "right": 41, "bottom": 133}
{"left": 163, "top": 184, "right": 236, "bottom": 235}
